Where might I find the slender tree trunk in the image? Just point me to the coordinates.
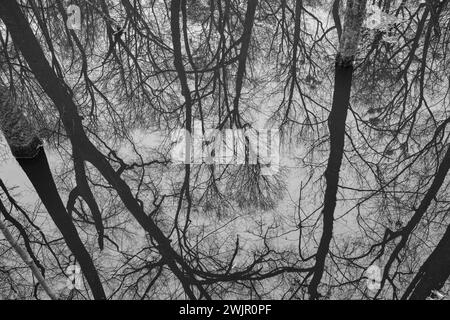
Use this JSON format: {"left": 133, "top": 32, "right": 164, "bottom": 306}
{"left": 232, "top": 0, "right": 258, "bottom": 127}
{"left": 0, "top": 208, "right": 58, "bottom": 300}
{"left": 0, "top": 87, "right": 106, "bottom": 300}
{"left": 308, "top": 0, "right": 367, "bottom": 300}
{"left": 333, "top": 0, "right": 342, "bottom": 40}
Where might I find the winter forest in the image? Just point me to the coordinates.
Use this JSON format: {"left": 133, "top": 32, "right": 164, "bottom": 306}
{"left": 0, "top": 0, "right": 449, "bottom": 300}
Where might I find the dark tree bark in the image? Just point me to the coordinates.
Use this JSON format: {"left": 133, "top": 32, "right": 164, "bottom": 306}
{"left": 398, "top": 146, "right": 450, "bottom": 300}
{"left": 380, "top": 145, "right": 450, "bottom": 294}
{"left": 0, "top": 87, "right": 106, "bottom": 300}
{"left": 333, "top": 0, "right": 342, "bottom": 40}
{"left": 72, "top": 149, "right": 105, "bottom": 250}
{"left": 402, "top": 224, "right": 450, "bottom": 300}
{"left": 232, "top": 0, "right": 258, "bottom": 127}
{"left": 0, "top": 0, "right": 207, "bottom": 299}
{"left": 308, "top": 0, "right": 367, "bottom": 300}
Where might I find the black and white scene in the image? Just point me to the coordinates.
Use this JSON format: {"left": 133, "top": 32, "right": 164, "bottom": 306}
{"left": 0, "top": 0, "right": 449, "bottom": 304}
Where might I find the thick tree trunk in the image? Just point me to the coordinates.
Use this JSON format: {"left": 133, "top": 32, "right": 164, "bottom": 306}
{"left": 17, "top": 150, "right": 107, "bottom": 299}
{"left": 402, "top": 225, "right": 450, "bottom": 300}
{"left": 0, "top": 0, "right": 206, "bottom": 299}
{"left": 400, "top": 147, "right": 450, "bottom": 300}
{"left": 0, "top": 87, "right": 106, "bottom": 300}
{"left": 381, "top": 145, "right": 450, "bottom": 294}
{"left": 308, "top": 0, "right": 367, "bottom": 300}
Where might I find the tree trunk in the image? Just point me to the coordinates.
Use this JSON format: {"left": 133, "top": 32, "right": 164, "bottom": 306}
{"left": 232, "top": 0, "right": 258, "bottom": 127}
{"left": 0, "top": 87, "right": 106, "bottom": 300}
{"left": 308, "top": 0, "right": 367, "bottom": 300}
{"left": 381, "top": 145, "right": 450, "bottom": 294}
{"left": 0, "top": 0, "right": 206, "bottom": 299}
{"left": 402, "top": 221, "right": 450, "bottom": 300}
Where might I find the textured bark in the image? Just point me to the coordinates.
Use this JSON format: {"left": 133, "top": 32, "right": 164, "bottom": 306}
{"left": 339, "top": 0, "right": 367, "bottom": 61}
{"left": 0, "top": 87, "right": 106, "bottom": 300}
{"left": 308, "top": 0, "right": 367, "bottom": 300}
{"left": 0, "top": 88, "right": 43, "bottom": 159}
{"left": 0, "top": 210, "right": 58, "bottom": 300}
